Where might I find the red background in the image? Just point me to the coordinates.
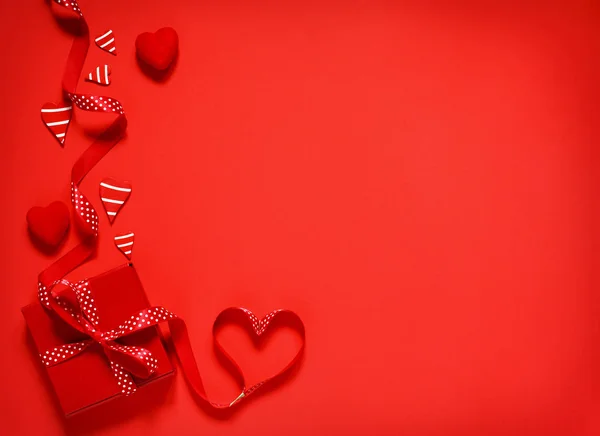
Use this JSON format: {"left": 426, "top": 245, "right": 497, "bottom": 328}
{"left": 1, "top": 0, "right": 599, "bottom": 435}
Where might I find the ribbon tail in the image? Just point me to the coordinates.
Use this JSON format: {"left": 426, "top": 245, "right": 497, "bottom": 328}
{"left": 40, "top": 340, "right": 93, "bottom": 367}
{"left": 109, "top": 361, "right": 137, "bottom": 396}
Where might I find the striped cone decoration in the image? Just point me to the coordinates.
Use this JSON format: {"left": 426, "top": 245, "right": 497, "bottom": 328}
{"left": 99, "top": 178, "right": 132, "bottom": 224}
{"left": 86, "top": 64, "right": 112, "bottom": 86}
{"left": 95, "top": 29, "right": 117, "bottom": 55}
{"left": 41, "top": 103, "right": 72, "bottom": 145}
{"left": 114, "top": 232, "right": 134, "bottom": 260}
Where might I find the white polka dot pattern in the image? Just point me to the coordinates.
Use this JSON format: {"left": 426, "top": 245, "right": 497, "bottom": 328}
{"left": 50, "top": 279, "right": 84, "bottom": 322}
{"left": 68, "top": 93, "right": 125, "bottom": 115}
{"left": 103, "top": 307, "right": 177, "bottom": 339}
{"left": 71, "top": 183, "right": 99, "bottom": 236}
{"left": 240, "top": 308, "right": 282, "bottom": 336}
{"left": 74, "top": 280, "right": 99, "bottom": 326}
{"left": 40, "top": 341, "right": 92, "bottom": 367}
{"left": 110, "top": 361, "right": 136, "bottom": 395}
{"left": 54, "top": 0, "right": 82, "bottom": 16}
{"left": 37, "top": 282, "right": 48, "bottom": 307}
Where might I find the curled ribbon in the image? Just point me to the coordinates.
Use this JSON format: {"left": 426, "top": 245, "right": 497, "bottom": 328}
{"left": 38, "top": 0, "right": 127, "bottom": 293}
{"left": 37, "top": 0, "right": 306, "bottom": 409}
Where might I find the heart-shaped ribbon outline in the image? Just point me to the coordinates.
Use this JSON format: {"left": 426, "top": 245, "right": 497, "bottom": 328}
{"left": 212, "top": 308, "right": 306, "bottom": 406}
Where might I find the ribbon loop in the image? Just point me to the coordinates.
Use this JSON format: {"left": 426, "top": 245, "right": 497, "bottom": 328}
{"left": 104, "top": 343, "right": 158, "bottom": 379}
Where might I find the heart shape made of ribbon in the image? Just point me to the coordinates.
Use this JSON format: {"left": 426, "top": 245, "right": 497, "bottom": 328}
{"left": 211, "top": 308, "right": 306, "bottom": 406}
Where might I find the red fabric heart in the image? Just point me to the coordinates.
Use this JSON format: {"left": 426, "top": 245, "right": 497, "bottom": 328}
{"left": 135, "top": 27, "right": 178, "bottom": 70}
{"left": 26, "top": 201, "right": 70, "bottom": 248}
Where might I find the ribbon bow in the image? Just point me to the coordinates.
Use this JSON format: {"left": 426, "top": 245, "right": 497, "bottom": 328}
{"left": 38, "top": 279, "right": 176, "bottom": 395}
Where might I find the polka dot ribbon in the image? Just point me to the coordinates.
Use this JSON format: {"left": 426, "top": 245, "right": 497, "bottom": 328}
{"left": 36, "top": 0, "right": 306, "bottom": 409}
{"left": 38, "top": 0, "right": 128, "bottom": 295}
{"left": 37, "top": 278, "right": 306, "bottom": 407}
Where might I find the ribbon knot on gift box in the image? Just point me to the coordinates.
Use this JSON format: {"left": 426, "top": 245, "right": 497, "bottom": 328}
{"left": 38, "top": 278, "right": 175, "bottom": 395}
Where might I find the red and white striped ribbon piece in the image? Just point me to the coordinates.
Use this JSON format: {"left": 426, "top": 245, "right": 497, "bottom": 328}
{"left": 95, "top": 29, "right": 117, "bottom": 55}
{"left": 114, "top": 232, "right": 134, "bottom": 260}
{"left": 99, "top": 178, "right": 132, "bottom": 223}
{"left": 86, "top": 64, "right": 111, "bottom": 86}
{"left": 41, "top": 104, "right": 72, "bottom": 145}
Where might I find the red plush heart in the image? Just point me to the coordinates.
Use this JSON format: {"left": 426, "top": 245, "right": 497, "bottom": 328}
{"left": 135, "top": 27, "right": 179, "bottom": 70}
{"left": 26, "top": 201, "right": 70, "bottom": 249}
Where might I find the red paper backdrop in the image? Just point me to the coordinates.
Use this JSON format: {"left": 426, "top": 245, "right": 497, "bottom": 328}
{"left": 1, "top": 0, "right": 599, "bottom": 435}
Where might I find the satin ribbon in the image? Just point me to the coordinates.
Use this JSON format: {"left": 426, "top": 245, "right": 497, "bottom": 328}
{"left": 37, "top": 0, "right": 306, "bottom": 408}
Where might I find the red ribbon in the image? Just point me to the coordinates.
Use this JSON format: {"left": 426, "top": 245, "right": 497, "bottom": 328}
{"left": 37, "top": 0, "right": 306, "bottom": 409}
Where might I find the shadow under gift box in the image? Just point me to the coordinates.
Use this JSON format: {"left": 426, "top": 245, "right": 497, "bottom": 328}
{"left": 22, "top": 264, "right": 174, "bottom": 417}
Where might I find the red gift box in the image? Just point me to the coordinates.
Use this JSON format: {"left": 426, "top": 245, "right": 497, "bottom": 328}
{"left": 22, "top": 263, "right": 174, "bottom": 417}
